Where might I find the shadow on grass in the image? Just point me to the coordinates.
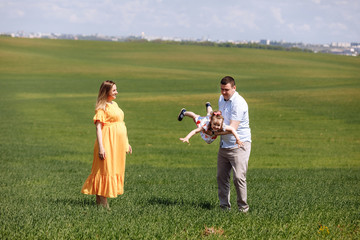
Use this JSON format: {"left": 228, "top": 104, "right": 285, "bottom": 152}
{"left": 148, "top": 196, "right": 214, "bottom": 210}
{"left": 52, "top": 197, "right": 96, "bottom": 207}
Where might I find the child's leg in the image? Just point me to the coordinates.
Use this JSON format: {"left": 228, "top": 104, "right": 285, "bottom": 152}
{"left": 184, "top": 111, "right": 200, "bottom": 121}
{"left": 178, "top": 108, "right": 199, "bottom": 121}
{"left": 206, "top": 102, "right": 213, "bottom": 115}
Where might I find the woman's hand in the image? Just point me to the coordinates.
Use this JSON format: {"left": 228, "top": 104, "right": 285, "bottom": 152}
{"left": 98, "top": 148, "right": 106, "bottom": 160}
{"left": 127, "top": 145, "right": 132, "bottom": 154}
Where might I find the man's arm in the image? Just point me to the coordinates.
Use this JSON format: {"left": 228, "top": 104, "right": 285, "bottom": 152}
{"left": 215, "top": 125, "right": 244, "bottom": 148}
{"left": 229, "top": 120, "right": 240, "bottom": 131}
{"left": 225, "top": 125, "right": 244, "bottom": 147}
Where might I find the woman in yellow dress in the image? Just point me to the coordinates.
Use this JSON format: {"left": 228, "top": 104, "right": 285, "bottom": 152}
{"left": 81, "top": 80, "right": 132, "bottom": 208}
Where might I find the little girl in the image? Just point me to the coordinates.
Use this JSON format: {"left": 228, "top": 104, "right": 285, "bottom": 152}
{"left": 178, "top": 102, "right": 244, "bottom": 147}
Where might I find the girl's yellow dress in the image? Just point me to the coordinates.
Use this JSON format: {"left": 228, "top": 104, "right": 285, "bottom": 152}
{"left": 81, "top": 101, "right": 129, "bottom": 198}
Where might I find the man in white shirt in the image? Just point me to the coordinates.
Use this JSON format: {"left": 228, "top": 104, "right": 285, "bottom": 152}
{"left": 218, "top": 76, "right": 252, "bottom": 212}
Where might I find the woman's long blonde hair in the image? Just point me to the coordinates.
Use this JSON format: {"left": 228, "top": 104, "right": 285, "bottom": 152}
{"left": 95, "top": 80, "right": 115, "bottom": 110}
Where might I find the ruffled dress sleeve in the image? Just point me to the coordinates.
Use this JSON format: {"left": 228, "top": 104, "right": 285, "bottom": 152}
{"left": 93, "top": 109, "right": 106, "bottom": 125}
{"left": 201, "top": 116, "right": 211, "bottom": 131}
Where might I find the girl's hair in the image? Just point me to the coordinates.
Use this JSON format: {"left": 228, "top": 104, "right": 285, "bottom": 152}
{"left": 209, "top": 110, "right": 224, "bottom": 130}
{"left": 95, "top": 80, "right": 116, "bottom": 110}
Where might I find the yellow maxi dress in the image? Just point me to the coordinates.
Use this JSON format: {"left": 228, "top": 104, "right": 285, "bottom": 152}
{"left": 81, "top": 101, "right": 129, "bottom": 198}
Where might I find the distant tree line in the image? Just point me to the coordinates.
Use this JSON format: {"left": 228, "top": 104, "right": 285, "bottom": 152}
{"left": 140, "top": 39, "right": 313, "bottom": 53}
{"left": 1, "top": 34, "right": 313, "bottom": 53}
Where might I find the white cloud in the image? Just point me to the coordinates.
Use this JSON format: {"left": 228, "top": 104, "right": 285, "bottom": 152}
{"left": 14, "top": 9, "right": 25, "bottom": 17}
{"left": 228, "top": 8, "right": 259, "bottom": 30}
{"left": 195, "top": 6, "right": 259, "bottom": 32}
{"left": 312, "top": 0, "right": 322, "bottom": 4}
{"left": 0, "top": 2, "right": 26, "bottom": 19}
{"left": 335, "top": 0, "right": 349, "bottom": 5}
{"left": 271, "top": 7, "right": 285, "bottom": 24}
{"left": 329, "top": 22, "right": 348, "bottom": 31}
{"left": 287, "top": 23, "right": 295, "bottom": 33}
{"left": 299, "top": 24, "right": 311, "bottom": 31}
{"left": 69, "top": 14, "right": 78, "bottom": 23}
{"left": 10, "top": 9, "right": 25, "bottom": 18}
{"left": 286, "top": 23, "right": 311, "bottom": 34}
{"left": 0, "top": 0, "right": 358, "bottom": 43}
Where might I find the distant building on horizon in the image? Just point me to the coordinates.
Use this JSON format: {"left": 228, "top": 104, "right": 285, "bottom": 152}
{"left": 260, "top": 39, "right": 270, "bottom": 45}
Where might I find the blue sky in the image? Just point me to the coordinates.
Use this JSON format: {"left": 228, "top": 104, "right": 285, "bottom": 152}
{"left": 1, "top": 0, "right": 359, "bottom": 44}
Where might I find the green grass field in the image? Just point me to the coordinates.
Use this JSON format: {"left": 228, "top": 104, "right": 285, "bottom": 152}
{"left": 0, "top": 37, "right": 359, "bottom": 239}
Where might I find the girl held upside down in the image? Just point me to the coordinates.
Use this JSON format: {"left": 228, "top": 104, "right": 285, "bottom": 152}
{"left": 178, "top": 102, "right": 244, "bottom": 147}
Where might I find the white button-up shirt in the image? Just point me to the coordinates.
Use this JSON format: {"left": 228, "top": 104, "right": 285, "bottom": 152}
{"left": 218, "top": 91, "right": 251, "bottom": 148}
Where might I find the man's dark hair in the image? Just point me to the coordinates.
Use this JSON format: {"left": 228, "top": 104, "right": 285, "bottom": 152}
{"left": 220, "top": 76, "right": 236, "bottom": 87}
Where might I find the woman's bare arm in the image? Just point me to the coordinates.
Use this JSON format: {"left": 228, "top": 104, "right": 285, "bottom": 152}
{"left": 96, "top": 121, "right": 106, "bottom": 160}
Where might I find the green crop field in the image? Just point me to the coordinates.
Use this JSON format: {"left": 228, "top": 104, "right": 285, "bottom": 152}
{"left": 0, "top": 37, "right": 359, "bottom": 239}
